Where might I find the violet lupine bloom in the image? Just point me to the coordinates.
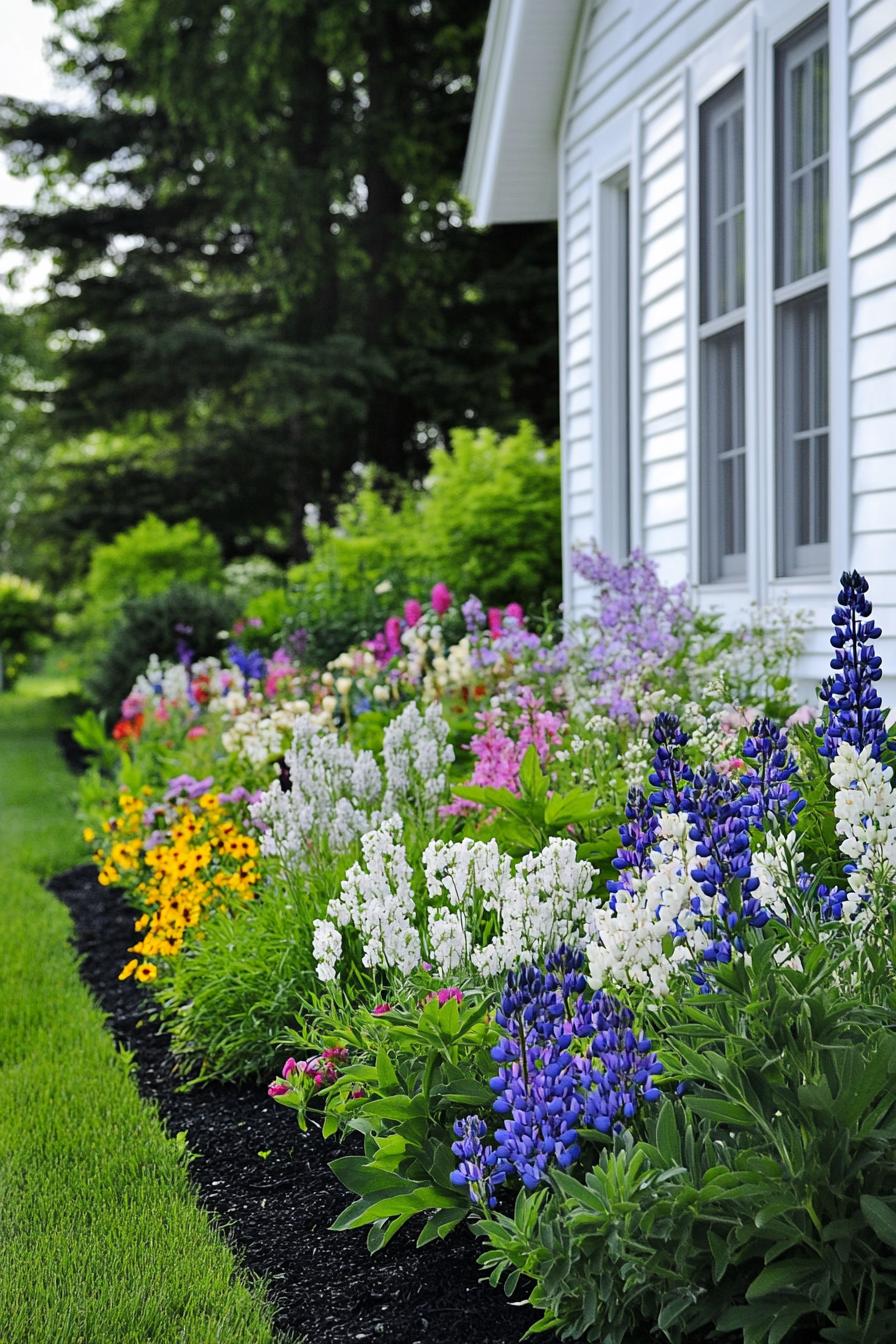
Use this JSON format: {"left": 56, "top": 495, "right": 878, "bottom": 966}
{"left": 648, "top": 713, "right": 695, "bottom": 812}
{"left": 818, "top": 570, "right": 887, "bottom": 760}
{"left": 450, "top": 1116, "right": 503, "bottom": 1208}
{"left": 740, "top": 716, "right": 804, "bottom": 829}
{"left": 571, "top": 547, "right": 692, "bottom": 721}
{"left": 461, "top": 594, "right": 486, "bottom": 634}
{"left": 452, "top": 949, "right": 663, "bottom": 1201}
{"left": 608, "top": 786, "right": 660, "bottom": 899}
{"left": 228, "top": 642, "right": 267, "bottom": 688}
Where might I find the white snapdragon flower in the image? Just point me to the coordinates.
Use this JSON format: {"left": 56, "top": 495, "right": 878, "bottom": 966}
{"left": 326, "top": 816, "right": 421, "bottom": 976}
{"left": 382, "top": 701, "right": 454, "bottom": 821}
{"left": 830, "top": 742, "right": 896, "bottom": 907}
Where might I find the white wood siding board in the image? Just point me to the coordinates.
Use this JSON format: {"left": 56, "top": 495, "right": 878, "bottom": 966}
{"left": 567, "top": 287, "right": 592, "bottom": 321}
{"left": 642, "top": 190, "right": 686, "bottom": 241}
{"left": 568, "top": 255, "right": 592, "bottom": 290}
{"left": 643, "top": 520, "right": 689, "bottom": 552}
{"left": 643, "top": 383, "right": 687, "bottom": 421}
{"left": 850, "top": 68, "right": 896, "bottom": 137}
{"left": 852, "top": 117, "right": 896, "bottom": 174}
{"left": 643, "top": 318, "right": 687, "bottom": 362}
{"left": 641, "top": 160, "right": 687, "bottom": 213}
{"left": 850, "top": 533, "right": 896, "bottom": 580}
{"left": 853, "top": 370, "right": 896, "bottom": 417}
{"left": 569, "top": 514, "right": 595, "bottom": 546}
{"left": 565, "top": 0, "right": 741, "bottom": 150}
{"left": 642, "top": 95, "right": 686, "bottom": 153}
{"left": 580, "top": 16, "right": 637, "bottom": 86}
{"left": 567, "top": 175, "right": 593, "bottom": 218}
{"left": 643, "top": 350, "right": 688, "bottom": 391}
{"left": 643, "top": 426, "right": 687, "bottom": 461}
{"left": 851, "top": 330, "right": 896, "bottom": 381}
{"left": 567, "top": 363, "right": 591, "bottom": 394}
{"left": 853, "top": 412, "right": 896, "bottom": 454}
{"left": 851, "top": 239, "right": 896, "bottom": 296}
{"left": 849, "top": 0, "right": 896, "bottom": 56}
{"left": 641, "top": 253, "right": 687, "bottom": 304}
{"left": 568, "top": 438, "right": 593, "bottom": 471}
{"left": 568, "top": 462, "right": 596, "bottom": 495}
{"left": 567, "top": 305, "right": 591, "bottom": 341}
{"left": 853, "top": 289, "right": 896, "bottom": 338}
{"left": 849, "top": 159, "right": 896, "bottom": 229}
{"left": 641, "top": 126, "right": 687, "bottom": 181}
{"left": 854, "top": 453, "right": 896, "bottom": 493}
{"left": 644, "top": 456, "right": 688, "bottom": 492}
{"left": 643, "top": 406, "right": 687, "bottom": 436}
{"left": 583, "top": 0, "right": 630, "bottom": 50}
{"left": 642, "top": 222, "right": 687, "bottom": 274}
{"left": 850, "top": 27, "right": 896, "bottom": 95}
{"left": 567, "top": 335, "right": 593, "bottom": 366}
{"left": 641, "top": 287, "right": 687, "bottom": 333}
{"left": 567, "top": 229, "right": 591, "bottom": 267}
{"left": 849, "top": 196, "right": 896, "bottom": 259}
{"left": 849, "top": 0, "right": 890, "bottom": 21}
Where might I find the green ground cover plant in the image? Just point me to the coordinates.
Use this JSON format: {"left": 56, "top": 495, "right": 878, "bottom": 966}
{"left": 0, "top": 678, "right": 275, "bottom": 1344}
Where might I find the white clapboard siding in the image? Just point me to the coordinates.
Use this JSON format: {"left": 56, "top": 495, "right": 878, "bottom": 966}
{"left": 848, "top": 0, "right": 896, "bottom": 642}
{"left": 558, "top": 0, "right": 896, "bottom": 675}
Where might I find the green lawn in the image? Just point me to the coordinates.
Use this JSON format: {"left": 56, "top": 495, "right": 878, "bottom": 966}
{"left": 0, "top": 678, "right": 275, "bottom": 1344}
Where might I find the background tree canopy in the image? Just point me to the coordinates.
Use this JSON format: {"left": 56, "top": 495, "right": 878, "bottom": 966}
{"left": 0, "top": 0, "right": 559, "bottom": 582}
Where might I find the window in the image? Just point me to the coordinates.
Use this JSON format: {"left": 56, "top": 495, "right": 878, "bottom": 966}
{"left": 775, "top": 11, "right": 829, "bottom": 576}
{"left": 699, "top": 75, "right": 746, "bottom": 582}
{"left": 598, "top": 170, "right": 631, "bottom": 557}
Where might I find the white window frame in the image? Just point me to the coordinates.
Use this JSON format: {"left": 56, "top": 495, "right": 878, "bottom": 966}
{"left": 698, "top": 73, "right": 748, "bottom": 583}
{"left": 686, "top": 11, "right": 757, "bottom": 613}
{"left": 590, "top": 107, "right": 640, "bottom": 561}
{"left": 761, "top": 0, "right": 849, "bottom": 603}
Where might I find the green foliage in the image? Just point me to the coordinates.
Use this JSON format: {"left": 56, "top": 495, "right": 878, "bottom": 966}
{"left": 0, "top": 573, "right": 51, "bottom": 689}
{"left": 419, "top": 423, "right": 562, "bottom": 608}
{"left": 281, "top": 990, "right": 497, "bottom": 1252}
{"left": 86, "top": 582, "right": 236, "bottom": 714}
{"left": 222, "top": 555, "right": 285, "bottom": 607}
{"left": 479, "top": 935, "right": 896, "bottom": 1343}
{"left": 276, "top": 423, "right": 561, "bottom": 661}
{"left": 157, "top": 880, "right": 323, "bottom": 1083}
{"left": 83, "top": 514, "right": 223, "bottom": 630}
{"left": 0, "top": 681, "right": 275, "bottom": 1344}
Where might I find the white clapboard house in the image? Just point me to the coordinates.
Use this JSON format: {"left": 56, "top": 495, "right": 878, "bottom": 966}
{"left": 462, "top": 0, "right": 896, "bottom": 681}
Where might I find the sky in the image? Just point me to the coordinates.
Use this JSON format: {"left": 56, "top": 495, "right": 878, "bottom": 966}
{"left": 0, "top": 0, "right": 71, "bottom": 301}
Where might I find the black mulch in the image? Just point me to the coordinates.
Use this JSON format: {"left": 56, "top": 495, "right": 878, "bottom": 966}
{"left": 50, "top": 864, "right": 540, "bottom": 1344}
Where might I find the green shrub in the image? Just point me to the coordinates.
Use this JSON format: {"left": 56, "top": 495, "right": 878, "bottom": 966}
{"left": 419, "top": 422, "right": 561, "bottom": 608}
{"left": 87, "top": 583, "right": 236, "bottom": 714}
{"left": 83, "top": 514, "right": 223, "bottom": 634}
{"left": 276, "top": 422, "right": 560, "bottom": 661}
{"left": 158, "top": 880, "right": 323, "bottom": 1082}
{"left": 222, "top": 555, "right": 284, "bottom": 607}
{"left": 0, "top": 573, "right": 51, "bottom": 690}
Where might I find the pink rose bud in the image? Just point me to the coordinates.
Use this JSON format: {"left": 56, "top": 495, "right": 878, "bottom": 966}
{"left": 282, "top": 1057, "right": 298, "bottom": 1078}
{"left": 504, "top": 602, "right": 524, "bottom": 624}
{"left": 372, "top": 1003, "right": 392, "bottom": 1016}
{"left": 487, "top": 607, "right": 503, "bottom": 637}
{"left": 404, "top": 598, "right": 423, "bottom": 627}
{"left": 431, "top": 582, "right": 453, "bottom": 616}
{"left": 267, "top": 1082, "right": 289, "bottom": 1097}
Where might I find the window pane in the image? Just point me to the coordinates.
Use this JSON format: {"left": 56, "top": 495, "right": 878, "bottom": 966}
{"left": 700, "top": 75, "right": 745, "bottom": 322}
{"left": 701, "top": 325, "right": 747, "bottom": 578}
{"left": 778, "top": 290, "right": 830, "bottom": 568}
{"left": 776, "top": 15, "right": 829, "bottom": 285}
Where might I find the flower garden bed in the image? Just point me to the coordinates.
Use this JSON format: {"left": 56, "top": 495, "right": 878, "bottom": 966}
{"left": 58, "top": 553, "right": 896, "bottom": 1343}
{"left": 51, "top": 859, "right": 534, "bottom": 1343}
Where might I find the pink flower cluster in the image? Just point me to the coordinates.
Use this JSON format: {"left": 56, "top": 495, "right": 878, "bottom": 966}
{"left": 426, "top": 987, "right": 464, "bottom": 1006}
{"left": 267, "top": 1047, "right": 348, "bottom": 1096}
{"left": 444, "top": 688, "right": 566, "bottom": 813}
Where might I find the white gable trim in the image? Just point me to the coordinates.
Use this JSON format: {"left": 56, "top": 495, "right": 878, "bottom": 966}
{"left": 461, "top": 0, "right": 585, "bottom": 225}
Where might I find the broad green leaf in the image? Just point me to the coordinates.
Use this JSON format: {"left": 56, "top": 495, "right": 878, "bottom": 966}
{"left": 861, "top": 1194, "right": 896, "bottom": 1249}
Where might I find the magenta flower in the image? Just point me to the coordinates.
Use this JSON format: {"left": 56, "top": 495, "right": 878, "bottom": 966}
{"left": 487, "top": 607, "right": 503, "bottom": 637}
{"left": 372, "top": 1002, "right": 392, "bottom": 1016}
{"left": 282, "top": 1057, "right": 298, "bottom": 1078}
{"left": 431, "top": 582, "right": 453, "bottom": 616}
{"left": 427, "top": 987, "right": 464, "bottom": 1007}
{"left": 384, "top": 616, "right": 402, "bottom": 656}
{"left": 504, "top": 602, "right": 524, "bottom": 624}
{"left": 267, "top": 1082, "right": 289, "bottom": 1097}
{"left": 404, "top": 598, "right": 423, "bottom": 627}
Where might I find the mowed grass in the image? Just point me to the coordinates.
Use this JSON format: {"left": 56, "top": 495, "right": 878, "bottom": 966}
{"left": 0, "top": 678, "right": 275, "bottom": 1344}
